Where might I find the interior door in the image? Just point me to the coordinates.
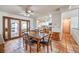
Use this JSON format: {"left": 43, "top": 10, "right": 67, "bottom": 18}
{"left": 63, "top": 19, "right": 71, "bottom": 34}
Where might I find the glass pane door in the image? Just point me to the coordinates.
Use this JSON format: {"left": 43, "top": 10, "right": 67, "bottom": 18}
{"left": 21, "top": 21, "right": 27, "bottom": 34}
{"left": 3, "top": 16, "right": 30, "bottom": 40}
{"left": 27, "top": 21, "right": 30, "bottom": 32}
{"left": 11, "top": 19, "right": 19, "bottom": 38}
{"left": 3, "top": 17, "right": 11, "bottom": 40}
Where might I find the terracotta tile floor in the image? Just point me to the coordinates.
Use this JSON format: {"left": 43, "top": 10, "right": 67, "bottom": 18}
{"left": 3, "top": 34, "right": 79, "bottom": 53}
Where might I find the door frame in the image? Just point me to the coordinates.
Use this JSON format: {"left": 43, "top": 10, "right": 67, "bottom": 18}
{"left": 63, "top": 18, "right": 71, "bottom": 34}
{"left": 3, "top": 16, "right": 30, "bottom": 41}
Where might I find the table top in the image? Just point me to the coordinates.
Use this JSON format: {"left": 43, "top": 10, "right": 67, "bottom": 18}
{"left": 28, "top": 32, "right": 48, "bottom": 40}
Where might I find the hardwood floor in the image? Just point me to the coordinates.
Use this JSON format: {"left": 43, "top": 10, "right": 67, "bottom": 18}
{"left": 61, "top": 34, "right": 79, "bottom": 53}
{"left": 0, "top": 34, "right": 79, "bottom": 53}
{"left": 0, "top": 44, "right": 4, "bottom": 53}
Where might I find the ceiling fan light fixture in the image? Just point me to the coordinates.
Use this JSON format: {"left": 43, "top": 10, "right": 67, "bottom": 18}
{"left": 28, "top": 10, "right": 31, "bottom": 13}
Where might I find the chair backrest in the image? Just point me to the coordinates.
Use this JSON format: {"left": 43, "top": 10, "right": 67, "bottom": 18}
{"left": 23, "top": 32, "right": 30, "bottom": 43}
{"left": 43, "top": 28, "right": 49, "bottom": 34}
{"left": 44, "top": 33, "right": 51, "bottom": 43}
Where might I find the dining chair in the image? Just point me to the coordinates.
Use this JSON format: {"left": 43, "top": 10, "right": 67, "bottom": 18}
{"left": 43, "top": 28, "right": 49, "bottom": 34}
{"left": 23, "top": 32, "right": 37, "bottom": 53}
{"left": 40, "top": 33, "right": 52, "bottom": 53}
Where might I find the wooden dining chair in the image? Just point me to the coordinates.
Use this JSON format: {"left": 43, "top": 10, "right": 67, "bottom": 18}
{"left": 40, "top": 33, "right": 52, "bottom": 53}
{"left": 23, "top": 32, "right": 37, "bottom": 53}
{"left": 43, "top": 28, "right": 49, "bottom": 34}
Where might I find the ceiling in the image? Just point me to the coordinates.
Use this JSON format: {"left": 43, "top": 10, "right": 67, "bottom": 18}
{"left": 19, "top": 5, "right": 68, "bottom": 15}
{"left": 0, "top": 5, "right": 78, "bottom": 18}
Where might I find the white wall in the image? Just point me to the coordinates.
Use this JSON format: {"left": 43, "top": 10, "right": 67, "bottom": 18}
{"left": 61, "top": 9, "right": 79, "bottom": 42}
{"left": 61, "top": 9, "right": 79, "bottom": 33}
{"left": 71, "top": 17, "right": 78, "bottom": 29}
{"left": 0, "top": 11, "right": 26, "bottom": 33}
{"left": 61, "top": 9, "right": 79, "bottom": 18}
{"left": 52, "top": 13, "right": 61, "bottom": 32}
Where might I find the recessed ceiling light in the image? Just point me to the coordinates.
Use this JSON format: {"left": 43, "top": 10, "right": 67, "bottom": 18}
{"left": 68, "top": 5, "right": 72, "bottom": 9}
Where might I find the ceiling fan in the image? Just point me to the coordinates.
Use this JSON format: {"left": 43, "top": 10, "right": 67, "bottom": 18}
{"left": 25, "top": 7, "right": 34, "bottom": 17}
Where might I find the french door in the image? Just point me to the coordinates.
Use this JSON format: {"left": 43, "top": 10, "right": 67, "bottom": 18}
{"left": 3, "top": 16, "right": 30, "bottom": 41}
{"left": 21, "top": 20, "right": 30, "bottom": 34}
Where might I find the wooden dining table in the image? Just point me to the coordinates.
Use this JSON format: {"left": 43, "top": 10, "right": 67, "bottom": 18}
{"left": 28, "top": 32, "right": 48, "bottom": 52}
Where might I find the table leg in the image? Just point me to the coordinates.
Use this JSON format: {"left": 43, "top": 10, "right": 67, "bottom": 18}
{"left": 37, "top": 40, "right": 40, "bottom": 53}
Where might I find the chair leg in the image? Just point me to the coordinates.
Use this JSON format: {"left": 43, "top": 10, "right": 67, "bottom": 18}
{"left": 42, "top": 38, "right": 45, "bottom": 48}
{"left": 47, "top": 45, "right": 49, "bottom": 53}
{"left": 30, "top": 46, "right": 32, "bottom": 53}
{"left": 50, "top": 42, "right": 52, "bottom": 52}
{"left": 26, "top": 44, "right": 28, "bottom": 50}
{"left": 38, "top": 44, "right": 41, "bottom": 52}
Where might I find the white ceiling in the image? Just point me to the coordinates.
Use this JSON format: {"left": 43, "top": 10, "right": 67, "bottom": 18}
{"left": 19, "top": 5, "right": 69, "bottom": 17}
{"left": 0, "top": 5, "right": 24, "bottom": 15}
{"left": 0, "top": 5, "right": 78, "bottom": 18}
{"left": 20, "top": 5, "right": 66, "bottom": 14}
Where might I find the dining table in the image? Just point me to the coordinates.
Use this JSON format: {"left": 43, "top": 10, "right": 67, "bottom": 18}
{"left": 28, "top": 32, "right": 48, "bottom": 52}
